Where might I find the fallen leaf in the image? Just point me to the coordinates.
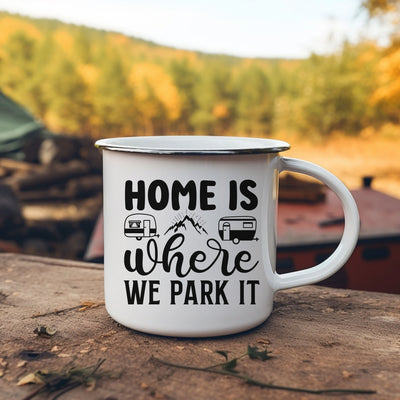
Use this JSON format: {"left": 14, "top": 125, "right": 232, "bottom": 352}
{"left": 342, "top": 370, "right": 354, "bottom": 379}
{"left": 17, "top": 359, "right": 111, "bottom": 399}
{"left": 85, "top": 377, "right": 96, "bottom": 391}
{"left": 17, "top": 361, "right": 27, "bottom": 368}
{"left": 257, "top": 338, "right": 271, "bottom": 345}
{"left": 100, "top": 329, "right": 116, "bottom": 338}
{"left": 17, "top": 371, "right": 47, "bottom": 386}
{"left": 78, "top": 300, "right": 103, "bottom": 312}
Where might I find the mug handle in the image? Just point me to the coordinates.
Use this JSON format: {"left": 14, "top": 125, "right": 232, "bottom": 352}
{"left": 273, "top": 157, "right": 360, "bottom": 291}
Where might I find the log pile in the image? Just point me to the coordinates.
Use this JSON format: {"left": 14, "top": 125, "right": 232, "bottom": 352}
{"left": 0, "top": 135, "right": 103, "bottom": 260}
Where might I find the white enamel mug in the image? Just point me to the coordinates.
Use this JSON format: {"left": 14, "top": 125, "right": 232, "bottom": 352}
{"left": 96, "top": 136, "right": 359, "bottom": 337}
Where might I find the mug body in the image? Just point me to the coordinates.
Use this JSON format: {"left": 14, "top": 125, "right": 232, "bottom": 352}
{"left": 100, "top": 137, "right": 285, "bottom": 337}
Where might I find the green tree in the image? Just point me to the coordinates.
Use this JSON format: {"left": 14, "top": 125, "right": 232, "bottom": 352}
{"left": 234, "top": 65, "right": 274, "bottom": 135}
{"left": 44, "top": 55, "right": 91, "bottom": 133}
{"left": 300, "top": 43, "right": 376, "bottom": 136}
{"left": 73, "top": 26, "right": 92, "bottom": 63}
{"left": 190, "top": 61, "right": 234, "bottom": 134}
{"left": 362, "top": 0, "right": 400, "bottom": 124}
{"left": 0, "top": 32, "right": 36, "bottom": 100}
{"left": 23, "top": 32, "right": 55, "bottom": 119}
{"left": 129, "top": 62, "right": 182, "bottom": 134}
{"left": 169, "top": 59, "right": 198, "bottom": 133}
{"left": 93, "top": 53, "right": 136, "bottom": 137}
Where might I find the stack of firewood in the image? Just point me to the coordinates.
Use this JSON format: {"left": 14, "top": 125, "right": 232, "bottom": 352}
{"left": 0, "top": 135, "right": 103, "bottom": 259}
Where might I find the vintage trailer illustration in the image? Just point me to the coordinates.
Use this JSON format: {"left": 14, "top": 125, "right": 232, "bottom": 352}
{"left": 124, "top": 213, "right": 157, "bottom": 239}
{"left": 218, "top": 216, "right": 257, "bottom": 244}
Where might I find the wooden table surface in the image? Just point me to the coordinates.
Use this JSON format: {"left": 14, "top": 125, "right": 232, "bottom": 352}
{"left": 1, "top": 253, "right": 399, "bottom": 400}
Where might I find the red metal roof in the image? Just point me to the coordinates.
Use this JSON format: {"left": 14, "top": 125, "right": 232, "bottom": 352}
{"left": 278, "top": 188, "right": 400, "bottom": 246}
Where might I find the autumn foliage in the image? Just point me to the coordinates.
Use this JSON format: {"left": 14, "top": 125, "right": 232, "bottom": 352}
{"left": 0, "top": 11, "right": 399, "bottom": 139}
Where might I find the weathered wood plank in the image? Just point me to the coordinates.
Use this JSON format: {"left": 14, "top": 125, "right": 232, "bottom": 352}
{"left": 0, "top": 253, "right": 399, "bottom": 399}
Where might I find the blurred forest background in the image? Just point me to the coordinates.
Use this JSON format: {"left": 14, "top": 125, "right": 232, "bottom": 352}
{"left": 0, "top": 0, "right": 400, "bottom": 197}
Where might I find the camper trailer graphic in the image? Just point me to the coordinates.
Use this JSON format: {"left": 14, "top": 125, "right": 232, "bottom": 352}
{"left": 124, "top": 213, "right": 158, "bottom": 239}
{"left": 218, "top": 216, "right": 257, "bottom": 244}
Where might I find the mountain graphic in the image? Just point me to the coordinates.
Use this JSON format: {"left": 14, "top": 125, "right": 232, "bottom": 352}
{"left": 164, "top": 214, "right": 208, "bottom": 235}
